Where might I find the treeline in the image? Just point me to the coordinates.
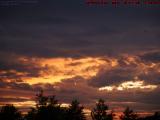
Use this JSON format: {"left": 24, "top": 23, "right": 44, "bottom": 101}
{"left": 0, "top": 91, "right": 160, "bottom": 120}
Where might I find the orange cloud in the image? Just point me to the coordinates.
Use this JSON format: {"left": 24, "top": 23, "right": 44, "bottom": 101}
{"left": 24, "top": 57, "right": 116, "bottom": 84}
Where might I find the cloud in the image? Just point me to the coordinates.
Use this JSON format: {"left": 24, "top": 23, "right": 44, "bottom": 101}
{"left": 0, "top": 97, "right": 29, "bottom": 103}
{"left": 140, "top": 51, "right": 160, "bottom": 63}
{"left": 88, "top": 57, "right": 137, "bottom": 87}
{"left": 0, "top": 52, "right": 50, "bottom": 82}
{"left": 52, "top": 77, "right": 99, "bottom": 104}
{"left": 139, "top": 69, "right": 160, "bottom": 85}
{"left": 88, "top": 68, "right": 132, "bottom": 87}
{"left": 51, "top": 77, "right": 160, "bottom": 111}
{"left": 0, "top": 0, "right": 160, "bottom": 113}
{"left": 88, "top": 54, "right": 160, "bottom": 87}
{"left": 0, "top": 0, "right": 160, "bottom": 58}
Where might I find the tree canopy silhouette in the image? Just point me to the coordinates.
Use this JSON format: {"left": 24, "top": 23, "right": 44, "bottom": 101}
{"left": 91, "top": 99, "right": 114, "bottom": 120}
{"left": 1, "top": 91, "right": 160, "bottom": 120}
{"left": 120, "top": 107, "right": 138, "bottom": 120}
{"left": 25, "top": 90, "right": 86, "bottom": 120}
{"left": 67, "top": 99, "right": 86, "bottom": 120}
{"left": 0, "top": 104, "right": 22, "bottom": 120}
{"left": 25, "top": 108, "right": 36, "bottom": 120}
{"left": 27, "top": 90, "right": 67, "bottom": 120}
{"left": 138, "top": 112, "right": 160, "bottom": 120}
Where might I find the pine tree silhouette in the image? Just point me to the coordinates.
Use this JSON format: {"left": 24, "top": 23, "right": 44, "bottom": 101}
{"left": 120, "top": 107, "right": 138, "bottom": 120}
{"left": 91, "top": 99, "right": 114, "bottom": 120}
{"left": 67, "top": 99, "right": 86, "bottom": 120}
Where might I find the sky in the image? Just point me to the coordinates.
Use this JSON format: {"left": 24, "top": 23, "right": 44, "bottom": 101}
{"left": 0, "top": 0, "right": 160, "bottom": 116}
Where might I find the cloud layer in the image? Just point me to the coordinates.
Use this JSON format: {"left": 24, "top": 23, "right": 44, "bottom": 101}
{"left": 0, "top": 0, "right": 160, "bottom": 114}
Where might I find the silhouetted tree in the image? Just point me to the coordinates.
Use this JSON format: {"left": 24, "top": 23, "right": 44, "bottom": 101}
{"left": 120, "top": 107, "right": 138, "bottom": 120}
{"left": 35, "top": 90, "right": 48, "bottom": 108}
{"left": 25, "top": 108, "right": 37, "bottom": 120}
{"left": 153, "top": 112, "right": 160, "bottom": 120}
{"left": 48, "top": 95, "right": 58, "bottom": 106}
{"left": 26, "top": 90, "right": 67, "bottom": 120}
{"left": 67, "top": 99, "right": 86, "bottom": 120}
{"left": 91, "top": 99, "right": 114, "bottom": 120}
{"left": 0, "top": 104, "right": 22, "bottom": 120}
{"left": 138, "top": 112, "right": 160, "bottom": 120}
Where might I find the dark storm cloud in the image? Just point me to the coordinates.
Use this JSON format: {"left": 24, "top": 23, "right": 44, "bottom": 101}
{"left": 0, "top": 80, "right": 36, "bottom": 100}
{"left": 88, "top": 55, "right": 160, "bottom": 87}
{"left": 139, "top": 68, "right": 160, "bottom": 85}
{"left": 112, "top": 87, "right": 160, "bottom": 108}
{"left": 0, "top": 81, "right": 33, "bottom": 91}
{"left": 0, "top": 52, "right": 48, "bottom": 80}
{"left": 0, "top": 81, "right": 56, "bottom": 101}
{"left": 138, "top": 87, "right": 160, "bottom": 105}
{"left": 88, "top": 67, "right": 136, "bottom": 87}
{"left": 88, "top": 56, "right": 140, "bottom": 87}
{"left": 51, "top": 77, "right": 101, "bottom": 104}
{"left": 140, "top": 51, "right": 160, "bottom": 63}
{"left": 0, "top": 0, "right": 160, "bottom": 58}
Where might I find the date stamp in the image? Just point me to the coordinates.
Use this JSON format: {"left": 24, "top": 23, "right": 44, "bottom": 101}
{"left": 85, "top": 0, "right": 160, "bottom": 7}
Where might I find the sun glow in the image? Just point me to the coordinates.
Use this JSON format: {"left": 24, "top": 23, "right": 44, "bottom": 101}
{"left": 99, "top": 81, "right": 157, "bottom": 91}
{"left": 99, "top": 86, "right": 115, "bottom": 91}
{"left": 0, "top": 101, "right": 36, "bottom": 108}
{"left": 120, "top": 81, "right": 157, "bottom": 90}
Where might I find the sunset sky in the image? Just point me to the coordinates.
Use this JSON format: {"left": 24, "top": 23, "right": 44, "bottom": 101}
{"left": 0, "top": 0, "right": 160, "bottom": 116}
